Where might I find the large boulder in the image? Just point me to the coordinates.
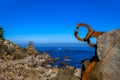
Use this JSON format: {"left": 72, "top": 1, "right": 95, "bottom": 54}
{"left": 87, "top": 29, "right": 120, "bottom": 80}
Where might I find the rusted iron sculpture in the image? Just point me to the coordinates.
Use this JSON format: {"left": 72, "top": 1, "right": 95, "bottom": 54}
{"left": 74, "top": 23, "right": 105, "bottom": 80}
{"left": 74, "top": 23, "right": 104, "bottom": 48}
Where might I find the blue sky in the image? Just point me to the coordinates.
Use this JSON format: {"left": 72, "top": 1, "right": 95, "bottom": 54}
{"left": 0, "top": 0, "right": 120, "bottom": 44}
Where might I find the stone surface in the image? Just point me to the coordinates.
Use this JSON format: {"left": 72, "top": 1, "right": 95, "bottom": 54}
{"left": 74, "top": 68, "right": 81, "bottom": 78}
{"left": 0, "top": 39, "right": 80, "bottom": 80}
{"left": 0, "top": 40, "right": 40, "bottom": 60}
{"left": 97, "top": 29, "right": 120, "bottom": 60}
{"left": 85, "top": 29, "right": 120, "bottom": 80}
{"left": 52, "top": 67, "right": 80, "bottom": 80}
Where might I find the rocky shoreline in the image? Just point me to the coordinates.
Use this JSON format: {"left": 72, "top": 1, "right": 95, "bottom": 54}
{"left": 0, "top": 39, "right": 81, "bottom": 80}
{"left": 0, "top": 29, "right": 120, "bottom": 80}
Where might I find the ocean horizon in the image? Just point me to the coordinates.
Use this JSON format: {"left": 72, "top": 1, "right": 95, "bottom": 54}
{"left": 18, "top": 43, "right": 95, "bottom": 68}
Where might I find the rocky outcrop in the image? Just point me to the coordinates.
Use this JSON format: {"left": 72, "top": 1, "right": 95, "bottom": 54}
{"left": 0, "top": 39, "right": 58, "bottom": 80}
{"left": 0, "top": 40, "right": 39, "bottom": 60}
{"left": 81, "top": 29, "right": 120, "bottom": 80}
{"left": 0, "top": 39, "right": 80, "bottom": 80}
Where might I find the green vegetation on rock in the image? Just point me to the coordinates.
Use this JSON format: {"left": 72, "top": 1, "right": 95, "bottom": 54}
{"left": 0, "top": 27, "right": 4, "bottom": 39}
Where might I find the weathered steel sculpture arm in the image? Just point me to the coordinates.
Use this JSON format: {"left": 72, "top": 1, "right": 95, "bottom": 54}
{"left": 74, "top": 23, "right": 104, "bottom": 48}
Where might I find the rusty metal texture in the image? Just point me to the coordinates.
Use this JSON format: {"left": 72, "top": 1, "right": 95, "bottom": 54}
{"left": 74, "top": 23, "right": 104, "bottom": 48}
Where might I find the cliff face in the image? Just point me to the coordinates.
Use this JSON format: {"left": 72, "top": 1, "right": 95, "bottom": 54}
{"left": 81, "top": 29, "right": 120, "bottom": 80}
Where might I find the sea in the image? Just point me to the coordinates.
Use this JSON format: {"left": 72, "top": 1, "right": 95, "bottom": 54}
{"left": 19, "top": 43, "right": 95, "bottom": 68}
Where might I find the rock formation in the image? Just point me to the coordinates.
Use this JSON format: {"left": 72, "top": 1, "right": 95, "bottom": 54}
{"left": 0, "top": 39, "right": 59, "bottom": 80}
{"left": 0, "top": 39, "right": 80, "bottom": 80}
{"left": 81, "top": 29, "right": 120, "bottom": 80}
{"left": 0, "top": 40, "right": 39, "bottom": 60}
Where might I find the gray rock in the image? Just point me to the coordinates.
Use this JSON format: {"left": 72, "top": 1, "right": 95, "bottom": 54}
{"left": 97, "top": 29, "right": 120, "bottom": 60}
{"left": 88, "top": 29, "right": 120, "bottom": 80}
